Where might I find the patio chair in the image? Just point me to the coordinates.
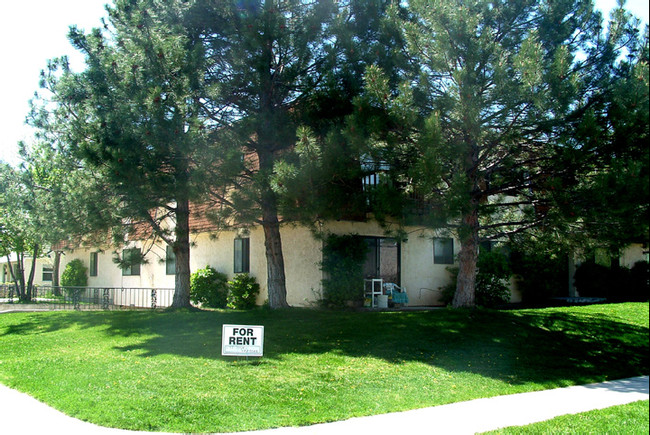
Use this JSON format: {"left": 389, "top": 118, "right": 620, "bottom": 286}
{"left": 383, "top": 282, "right": 409, "bottom": 305}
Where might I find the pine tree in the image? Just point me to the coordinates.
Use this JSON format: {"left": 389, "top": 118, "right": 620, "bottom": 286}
{"left": 188, "top": 0, "right": 341, "bottom": 308}
{"left": 273, "top": 0, "right": 413, "bottom": 227}
{"left": 35, "top": 0, "right": 212, "bottom": 308}
{"left": 552, "top": 26, "right": 649, "bottom": 252}
{"left": 357, "top": 0, "right": 644, "bottom": 307}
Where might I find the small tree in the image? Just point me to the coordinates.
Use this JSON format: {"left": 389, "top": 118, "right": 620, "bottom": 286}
{"left": 60, "top": 259, "right": 88, "bottom": 287}
{"left": 0, "top": 163, "right": 43, "bottom": 302}
{"left": 629, "top": 262, "right": 650, "bottom": 302}
{"left": 509, "top": 242, "right": 569, "bottom": 305}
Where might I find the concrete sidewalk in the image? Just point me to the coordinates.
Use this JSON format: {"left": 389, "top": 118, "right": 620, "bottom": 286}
{"left": 1, "top": 376, "right": 648, "bottom": 435}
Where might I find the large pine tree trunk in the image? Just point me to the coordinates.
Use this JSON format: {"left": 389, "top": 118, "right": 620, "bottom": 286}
{"left": 262, "top": 216, "right": 290, "bottom": 309}
{"left": 258, "top": 142, "right": 290, "bottom": 309}
{"left": 453, "top": 206, "right": 480, "bottom": 308}
{"left": 453, "top": 103, "right": 481, "bottom": 308}
{"left": 171, "top": 198, "right": 192, "bottom": 308}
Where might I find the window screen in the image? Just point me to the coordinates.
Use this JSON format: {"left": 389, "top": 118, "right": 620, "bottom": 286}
{"left": 433, "top": 238, "right": 454, "bottom": 264}
{"left": 234, "top": 238, "right": 250, "bottom": 273}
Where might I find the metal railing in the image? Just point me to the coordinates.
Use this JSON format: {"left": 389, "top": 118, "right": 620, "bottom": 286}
{"left": 0, "top": 284, "right": 175, "bottom": 311}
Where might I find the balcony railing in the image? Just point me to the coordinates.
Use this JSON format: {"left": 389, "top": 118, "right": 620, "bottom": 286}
{"left": 0, "top": 284, "right": 175, "bottom": 311}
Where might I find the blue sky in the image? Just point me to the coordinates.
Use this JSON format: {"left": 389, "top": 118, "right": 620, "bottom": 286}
{"left": 1, "top": 0, "right": 648, "bottom": 166}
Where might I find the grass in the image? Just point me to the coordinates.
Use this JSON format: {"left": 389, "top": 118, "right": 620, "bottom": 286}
{"left": 483, "top": 400, "right": 649, "bottom": 434}
{"left": 0, "top": 303, "right": 647, "bottom": 433}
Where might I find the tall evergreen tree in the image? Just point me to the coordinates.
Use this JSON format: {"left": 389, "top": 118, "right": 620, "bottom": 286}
{"left": 35, "top": 0, "right": 212, "bottom": 307}
{"left": 557, "top": 27, "right": 649, "bottom": 250}
{"left": 273, "top": 0, "right": 413, "bottom": 226}
{"left": 355, "top": 0, "right": 644, "bottom": 307}
{"left": 188, "top": 0, "right": 341, "bottom": 308}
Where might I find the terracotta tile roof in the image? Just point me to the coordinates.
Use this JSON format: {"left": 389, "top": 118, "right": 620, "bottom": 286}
{"left": 53, "top": 202, "right": 225, "bottom": 251}
{"left": 50, "top": 240, "right": 73, "bottom": 251}
{"left": 189, "top": 202, "right": 221, "bottom": 233}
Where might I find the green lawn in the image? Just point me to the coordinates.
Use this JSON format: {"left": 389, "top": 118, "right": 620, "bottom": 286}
{"left": 483, "top": 400, "right": 649, "bottom": 434}
{"left": 0, "top": 303, "right": 647, "bottom": 433}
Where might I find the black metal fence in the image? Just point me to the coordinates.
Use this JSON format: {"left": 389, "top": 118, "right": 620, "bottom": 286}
{"left": 0, "top": 284, "right": 175, "bottom": 311}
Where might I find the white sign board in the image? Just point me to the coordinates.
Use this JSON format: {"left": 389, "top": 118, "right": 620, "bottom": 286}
{"left": 222, "top": 324, "right": 264, "bottom": 357}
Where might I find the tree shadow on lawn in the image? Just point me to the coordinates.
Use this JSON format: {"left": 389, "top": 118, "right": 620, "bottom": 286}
{"left": 2, "top": 307, "right": 648, "bottom": 386}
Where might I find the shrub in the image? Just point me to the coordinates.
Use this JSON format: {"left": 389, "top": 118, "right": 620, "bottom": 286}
{"left": 439, "top": 251, "right": 512, "bottom": 308}
{"left": 574, "top": 260, "right": 614, "bottom": 298}
{"left": 574, "top": 260, "right": 650, "bottom": 302}
{"left": 319, "top": 234, "right": 368, "bottom": 307}
{"left": 629, "top": 261, "right": 650, "bottom": 302}
{"left": 60, "top": 259, "right": 88, "bottom": 287}
{"left": 190, "top": 266, "right": 229, "bottom": 308}
{"left": 510, "top": 249, "right": 568, "bottom": 304}
{"left": 439, "top": 266, "right": 459, "bottom": 306}
{"left": 227, "top": 273, "right": 260, "bottom": 309}
{"left": 475, "top": 251, "right": 511, "bottom": 308}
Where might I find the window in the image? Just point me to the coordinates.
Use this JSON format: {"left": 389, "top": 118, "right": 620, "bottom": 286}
{"left": 234, "top": 238, "right": 250, "bottom": 273}
{"left": 166, "top": 245, "right": 176, "bottom": 275}
{"left": 362, "top": 237, "right": 400, "bottom": 284}
{"left": 122, "top": 248, "right": 141, "bottom": 276}
{"left": 361, "top": 156, "right": 390, "bottom": 205}
{"left": 89, "top": 252, "right": 98, "bottom": 277}
{"left": 42, "top": 266, "right": 53, "bottom": 281}
{"left": 434, "top": 238, "right": 454, "bottom": 264}
{"left": 480, "top": 241, "right": 494, "bottom": 253}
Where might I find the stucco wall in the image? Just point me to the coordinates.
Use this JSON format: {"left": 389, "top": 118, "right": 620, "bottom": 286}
{"left": 0, "top": 256, "right": 53, "bottom": 287}
{"left": 54, "top": 220, "right": 579, "bottom": 307}
{"left": 61, "top": 242, "right": 176, "bottom": 290}
{"left": 189, "top": 226, "right": 323, "bottom": 306}
{"left": 280, "top": 225, "right": 324, "bottom": 306}
{"left": 620, "top": 243, "right": 649, "bottom": 268}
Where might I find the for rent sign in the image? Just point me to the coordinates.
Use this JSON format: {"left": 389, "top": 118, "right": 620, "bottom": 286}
{"left": 221, "top": 324, "right": 264, "bottom": 357}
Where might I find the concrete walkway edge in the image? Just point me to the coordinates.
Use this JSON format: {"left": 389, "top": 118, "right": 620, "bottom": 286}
{"left": 1, "top": 376, "right": 648, "bottom": 434}
{"left": 259, "top": 376, "right": 648, "bottom": 435}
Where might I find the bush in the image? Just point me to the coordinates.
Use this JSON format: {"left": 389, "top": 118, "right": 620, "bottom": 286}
{"left": 574, "top": 260, "right": 616, "bottom": 299}
{"left": 510, "top": 249, "right": 568, "bottom": 304}
{"left": 574, "top": 260, "right": 650, "bottom": 302}
{"left": 438, "top": 250, "right": 512, "bottom": 308}
{"left": 190, "top": 266, "right": 229, "bottom": 308}
{"left": 60, "top": 259, "right": 88, "bottom": 287}
{"left": 227, "top": 274, "right": 260, "bottom": 309}
{"left": 319, "top": 234, "right": 368, "bottom": 307}
{"left": 629, "top": 261, "right": 650, "bottom": 301}
{"left": 439, "top": 266, "right": 459, "bottom": 306}
{"left": 475, "top": 251, "right": 512, "bottom": 308}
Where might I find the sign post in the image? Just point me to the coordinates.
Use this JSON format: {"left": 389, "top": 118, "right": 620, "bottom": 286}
{"left": 221, "top": 324, "right": 264, "bottom": 357}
